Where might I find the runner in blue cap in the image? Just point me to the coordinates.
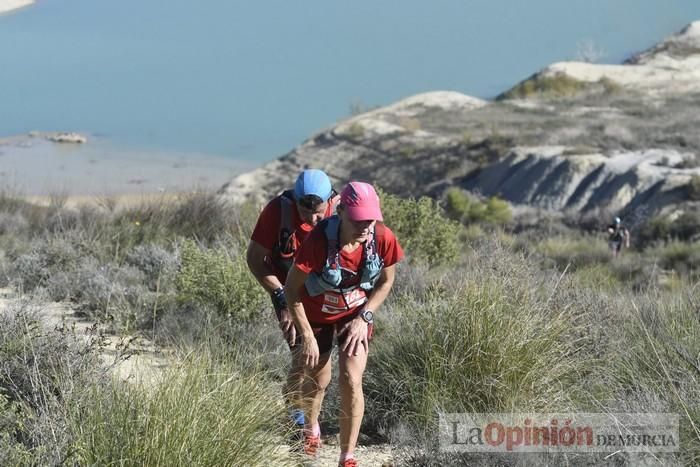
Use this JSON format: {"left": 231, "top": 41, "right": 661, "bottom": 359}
{"left": 246, "top": 169, "right": 338, "bottom": 443}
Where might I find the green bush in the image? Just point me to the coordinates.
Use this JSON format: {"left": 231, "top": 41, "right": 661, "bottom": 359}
{"left": 379, "top": 190, "right": 461, "bottom": 266}
{"left": 175, "top": 239, "right": 266, "bottom": 319}
{"left": 445, "top": 188, "right": 512, "bottom": 225}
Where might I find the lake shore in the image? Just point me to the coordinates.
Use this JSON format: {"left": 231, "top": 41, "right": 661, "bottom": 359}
{"left": 0, "top": 0, "right": 34, "bottom": 15}
{"left": 0, "top": 133, "right": 255, "bottom": 198}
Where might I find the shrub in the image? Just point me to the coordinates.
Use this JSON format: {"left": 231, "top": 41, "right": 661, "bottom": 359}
{"left": 167, "top": 192, "right": 242, "bottom": 244}
{"left": 45, "top": 258, "right": 173, "bottom": 332}
{"left": 11, "top": 236, "right": 81, "bottom": 292}
{"left": 498, "top": 72, "right": 589, "bottom": 100}
{"left": 0, "top": 303, "right": 105, "bottom": 465}
{"left": 445, "top": 188, "right": 512, "bottom": 225}
{"left": 175, "top": 239, "right": 266, "bottom": 319}
{"left": 346, "top": 122, "right": 365, "bottom": 139}
{"left": 70, "top": 352, "right": 294, "bottom": 467}
{"left": 379, "top": 191, "right": 461, "bottom": 266}
{"left": 125, "top": 243, "right": 180, "bottom": 291}
{"left": 0, "top": 212, "right": 28, "bottom": 236}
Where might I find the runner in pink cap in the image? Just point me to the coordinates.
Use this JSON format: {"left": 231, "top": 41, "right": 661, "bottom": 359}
{"left": 340, "top": 182, "right": 383, "bottom": 222}
{"left": 284, "top": 181, "right": 404, "bottom": 467}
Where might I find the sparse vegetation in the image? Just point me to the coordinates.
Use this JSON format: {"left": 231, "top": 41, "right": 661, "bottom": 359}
{"left": 2, "top": 189, "right": 700, "bottom": 465}
{"left": 498, "top": 72, "right": 622, "bottom": 100}
{"left": 498, "top": 72, "right": 589, "bottom": 100}
{"left": 346, "top": 122, "right": 366, "bottom": 139}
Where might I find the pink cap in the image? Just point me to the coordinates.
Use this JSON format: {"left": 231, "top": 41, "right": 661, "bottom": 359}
{"left": 340, "top": 182, "right": 383, "bottom": 221}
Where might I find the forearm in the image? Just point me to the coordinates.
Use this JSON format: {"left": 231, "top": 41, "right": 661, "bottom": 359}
{"left": 285, "top": 265, "right": 313, "bottom": 337}
{"left": 289, "top": 300, "right": 313, "bottom": 338}
{"left": 246, "top": 246, "right": 283, "bottom": 293}
{"left": 364, "top": 276, "right": 394, "bottom": 312}
{"left": 253, "top": 268, "right": 283, "bottom": 293}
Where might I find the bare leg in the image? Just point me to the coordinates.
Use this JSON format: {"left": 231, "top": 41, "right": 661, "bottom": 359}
{"left": 284, "top": 349, "right": 305, "bottom": 418}
{"left": 338, "top": 345, "right": 368, "bottom": 458}
{"left": 302, "top": 353, "right": 332, "bottom": 434}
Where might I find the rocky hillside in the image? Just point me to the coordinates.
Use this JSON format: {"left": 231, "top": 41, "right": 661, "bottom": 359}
{"left": 219, "top": 21, "right": 700, "bottom": 221}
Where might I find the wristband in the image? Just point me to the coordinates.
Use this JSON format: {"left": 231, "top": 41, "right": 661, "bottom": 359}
{"left": 271, "top": 287, "right": 287, "bottom": 317}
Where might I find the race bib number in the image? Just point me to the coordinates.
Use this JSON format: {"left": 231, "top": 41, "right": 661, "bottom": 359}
{"left": 320, "top": 288, "right": 367, "bottom": 314}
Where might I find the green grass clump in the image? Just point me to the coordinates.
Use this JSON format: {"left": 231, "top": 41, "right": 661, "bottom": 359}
{"left": 607, "top": 293, "right": 700, "bottom": 464}
{"left": 536, "top": 234, "right": 610, "bottom": 268}
{"left": 646, "top": 240, "right": 700, "bottom": 276}
{"left": 175, "top": 239, "right": 266, "bottom": 319}
{"left": 570, "top": 263, "right": 620, "bottom": 291}
{"left": 365, "top": 250, "right": 583, "bottom": 435}
{"left": 70, "top": 352, "right": 294, "bottom": 467}
{"left": 380, "top": 190, "right": 461, "bottom": 266}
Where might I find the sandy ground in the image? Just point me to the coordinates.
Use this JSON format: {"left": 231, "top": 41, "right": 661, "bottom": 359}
{"left": 0, "top": 0, "right": 34, "bottom": 15}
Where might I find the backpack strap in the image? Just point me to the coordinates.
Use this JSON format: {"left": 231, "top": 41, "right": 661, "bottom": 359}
{"left": 324, "top": 215, "right": 341, "bottom": 270}
{"left": 273, "top": 190, "right": 297, "bottom": 272}
{"left": 279, "top": 190, "right": 295, "bottom": 237}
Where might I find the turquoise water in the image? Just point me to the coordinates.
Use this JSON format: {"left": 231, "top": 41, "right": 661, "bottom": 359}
{"left": 1, "top": 0, "right": 700, "bottom": 163}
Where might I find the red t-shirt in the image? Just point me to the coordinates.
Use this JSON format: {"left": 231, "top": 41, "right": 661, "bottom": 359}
{"left": 250, "top": 194, "right": 335, "bottom": 282}
{"left": 293, "top": 222, "right": 404, "bottom": 324}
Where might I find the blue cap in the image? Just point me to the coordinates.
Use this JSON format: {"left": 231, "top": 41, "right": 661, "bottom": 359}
{"left": 294, "top": 169, "right": 332, "bottom": 200}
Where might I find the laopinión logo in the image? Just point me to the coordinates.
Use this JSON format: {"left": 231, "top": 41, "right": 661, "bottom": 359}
{"left": 439, "top": 413, "right": 679, "bottom": 453}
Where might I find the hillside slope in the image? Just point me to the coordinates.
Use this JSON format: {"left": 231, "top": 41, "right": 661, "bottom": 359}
{"left": 219, "top": 22, "right": 700, "bottom": 220}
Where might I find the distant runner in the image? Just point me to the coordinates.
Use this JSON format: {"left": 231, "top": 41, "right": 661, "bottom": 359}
{"left": 246, "top": 169, "right": 338, "bottom": 436}
{"left": 285, "top": 181, "right": 404, "bottom": 467}
{"left": 607, "top": 216, "right": 630, "bottom": 258}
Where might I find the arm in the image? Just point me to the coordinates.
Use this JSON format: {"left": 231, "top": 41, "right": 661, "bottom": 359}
{"left": 285, "top": 264, "right": 319, "bottom": 367}
{"left": 625, "top": 229, "right": 631, "bottom": 248}
{"left": 247, "top": 239, "right": 296, "bottom": 342}
{"left": 246, "top": 240, "right": 282, "bottom": 292}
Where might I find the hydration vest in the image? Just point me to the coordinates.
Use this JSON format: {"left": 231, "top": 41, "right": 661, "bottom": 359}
{"left": 272, "top": 190, "right": 339, "bottom": 274}
{"left": 304, "top": 216, "right": 385, "bottom": 312}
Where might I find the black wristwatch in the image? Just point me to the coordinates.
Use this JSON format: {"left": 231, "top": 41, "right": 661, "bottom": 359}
{"left": 359, "top": 309, "right": 374, "bottom": 324}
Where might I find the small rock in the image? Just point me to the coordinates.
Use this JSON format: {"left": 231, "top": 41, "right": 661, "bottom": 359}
{"left": 47, "top": 132, "right": 87, "bottom": 144}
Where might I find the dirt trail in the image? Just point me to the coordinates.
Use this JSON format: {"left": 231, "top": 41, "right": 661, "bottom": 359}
{"left": 0, "top": 287, "right": 169, "bottom": 386}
